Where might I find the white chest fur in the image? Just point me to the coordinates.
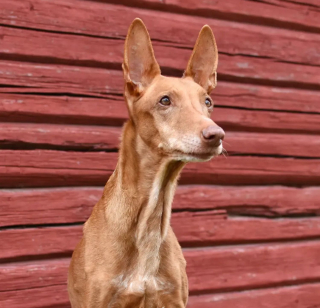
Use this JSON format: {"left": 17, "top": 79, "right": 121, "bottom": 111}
{"left": 113, "top": 273, "right": 173, "bottom": 296}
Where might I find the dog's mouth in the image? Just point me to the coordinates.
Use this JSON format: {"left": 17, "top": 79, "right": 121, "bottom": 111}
{"left": 172, "top": 146, "right": 222, "bottom": 162}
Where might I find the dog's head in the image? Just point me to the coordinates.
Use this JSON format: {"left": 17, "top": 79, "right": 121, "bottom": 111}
{"left": 123, "top": 18, "right": 224, "bottom": 162}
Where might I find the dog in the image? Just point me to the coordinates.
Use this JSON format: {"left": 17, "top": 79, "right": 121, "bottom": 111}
{"left": 68, "top": 18, "right": 224, "bottom": 308}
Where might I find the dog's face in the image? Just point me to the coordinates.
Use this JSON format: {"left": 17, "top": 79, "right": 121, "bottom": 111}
{"left": 123, "top": 19, "right": 224, "bottom": 162}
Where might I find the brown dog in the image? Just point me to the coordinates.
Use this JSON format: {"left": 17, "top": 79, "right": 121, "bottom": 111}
{"left": 68, "top": 18, "right": 224, "bottom": 308}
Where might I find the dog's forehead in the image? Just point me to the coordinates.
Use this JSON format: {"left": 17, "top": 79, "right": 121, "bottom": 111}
{"left": 150, "top": 75, "right": 206, "bottom": 96}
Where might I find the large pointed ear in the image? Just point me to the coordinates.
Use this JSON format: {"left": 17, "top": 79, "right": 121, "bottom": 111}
{"left": 122, "top": 18, "right": 161, "bottom": 96}
{"left": 184, "top": 25, "right": 218, "bottom": 94}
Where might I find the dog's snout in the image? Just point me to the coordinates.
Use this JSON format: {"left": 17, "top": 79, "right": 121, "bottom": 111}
{"left": 201, "top": 125, "right": 225, "bottom": 146}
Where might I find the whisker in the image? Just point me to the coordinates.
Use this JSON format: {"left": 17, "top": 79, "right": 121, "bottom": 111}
{"left": 221, "top": 147, "right": 229, "bottom": 159}
{"left": 220, "top": 147, "right": 228, "bottom": 159}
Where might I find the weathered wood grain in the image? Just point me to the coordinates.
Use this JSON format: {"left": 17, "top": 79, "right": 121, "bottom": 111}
{"left": 0, "top": 123, "right": 122, "bottom": 150}
{"left": 213, "top": 82, "right": 320, "bottom": 113}
{"left": 2, "top": 123, "right": 320, "bottom": 158}
{"left": 1, "top": 26, "right": 319, "bottom": 87}
{"left": 0, "top": 94, "right": 125, "bottom": 125}
{"left": 0, "top": 60, "right": 320, "bottom": 134}
{"left": 1, "top": 150, "right": 320, "bottom": 188}
{"left": 1, "top": 186, "right": 320, "bottom": 228}
{"left": 287, "top": 0, "right": 319, "bottom": 7}
{"left": 186, "top": 241, "right": 320, "bottom": 293}
{"left": 173, "top": 213, "right": 320, "bottom": 246}
{"left": 2, "top": 215, "right": 320, "bottom": 259}
{"left": 0, "top": 187, "right": 101, "bottom": 227}
{"left": 0, "top": 258, "right": 69, "bottom": 292}
{"left": 222, "top": 132, "right": 320, "bottom": 157}
{"left": 0, "top": 82, "right": 320, "bottom": 134}
{"left": 0, "top": 284, "right": 69, "bottom": 308}
{"left": 1, "top": 241, "right": 320, "bottom": 293}
{"left": 188, "top": 283, "right": 320, "bottom": 308}
{"left": 0, "top": 61, "right": 123, "bottom": 96}
{"left": 174, "top": 185, "right": 320, "bottom": 216}
{"left": 0, "top": 226, "right": 82, "bottom": 259}
{"left": 114, "top": 0, "right": 320, "bottom": 33}
{"left": 3, "top": 282, "right": 319, "bottom": 308}
{"left": 1, "top": 1, "right": 319, "bottom": 305}
{"left": 2, "top": 83, "right": 320, "bottom": 120}
{"left": 1, "top": 0, "right": 320, "bottom": 67}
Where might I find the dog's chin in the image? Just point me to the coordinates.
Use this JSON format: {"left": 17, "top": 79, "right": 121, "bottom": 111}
{"left": 172, "top": 144, "right": 223, "bottom": 162}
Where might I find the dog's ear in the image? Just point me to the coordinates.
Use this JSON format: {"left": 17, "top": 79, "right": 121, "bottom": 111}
{"left": 184, "top": 25, "right": 218, "bottom": 94}
{"left": 123, "top": 18, "right": 161, "bottom": 96}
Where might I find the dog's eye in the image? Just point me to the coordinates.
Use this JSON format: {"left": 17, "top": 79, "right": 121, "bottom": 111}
{"left": 159, "top": 96, "right": 171, "bottom": 106}
{"left": 205, "top": 98, "right": 212, "bottom": 108}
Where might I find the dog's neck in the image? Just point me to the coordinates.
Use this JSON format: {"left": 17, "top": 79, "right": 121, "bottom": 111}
{"left": 105, "top": 121, "right": 184, "bottom": 275}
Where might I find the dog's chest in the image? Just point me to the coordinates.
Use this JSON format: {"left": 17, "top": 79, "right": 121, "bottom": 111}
{"left": 111, "top": 273, "right": 174, "bottom": 307}
{"left": 115, "top": 273, "right": 171, "bottom": 293}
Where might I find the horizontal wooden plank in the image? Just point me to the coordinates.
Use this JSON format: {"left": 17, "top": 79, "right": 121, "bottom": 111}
{"left": 0, "top": 284, "right": 69, "bottom": 308}
{"left": 1, "top": 241, "right": 320, "bottom": 294}
{"left": 173, "top": 213, "right": 320, "bottom": 246}
{"left": 1, "top": 26, "right": 319, "bottom": 87}
{"left": 0, "top": 187, "right": 101, "bottom": 227}
{"left": 0, "top": 94, "right": 126, "bottom": 125}
{"left": 2, "top": 88, "right": 320, "bottom": 135}
{"left": 287, "top": 0, "right": 319, "bottom": 6}
{"left": 222, "top": 132, "right": 320, "bottom": 157}
{"left": 187, "top": 241, "right": 320, "bottom": 293}
{"left": 1, "top": 186, "right": 320, "bottom": 228}
{"left": 0, "top": 61, "right": 123, "bottom": 97}
{"left": 0, "top": 123, "right": 122, "bottom": 150}
{"left": 188, "top": 283, "right": 320, "bottom": 308}
{"left": 2, "top": 123, "right": 320, "bottom": 157}
{"left": 174, "top": 186, "right": 320, "bottom": 216}
{"left": 214, "top": 83, "right": 320, "bottom": 113}
{"left": 0, "top": 226, "right": 82, "bottom": 259}
{"left": 6, "top": 57, "right": 316, "bottom": 109}
{"left": 198, "top": 1, "right": 319, "bottom": 27}
{"left": 0, "top": 60, "right": 320, "bottom": 133}
{"left": 2, "top": 83, "right": 320, "bottom": 119}
{"left": 118, "top": 0, "right": 320, "bottom": 33}
{"left": 2, "top": 282, "right": 319, "bottom": 308}
{"left": 1, "top": 0, "right": 320, "bottom": 68}
{"left": 1, "top": 150, "right": 320, "bottom": 188}
{"left": 2, "top": 215, "right": 320, "bottom": 259}
{"left": 0, "top": 258, "right": 69, "bottom": 292}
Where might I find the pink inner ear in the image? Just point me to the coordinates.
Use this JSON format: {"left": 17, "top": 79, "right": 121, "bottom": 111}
{"left": 189, "top": 61, "right": 214, "bottom": 93}
{"left": 124, "top": 21, "right": 161, "bottom": 87}
{"left": 128, "top": 52, "right": 144, "bottom": 84}
{"left": 185, "top": 25, "right": 218, "bottom": 93}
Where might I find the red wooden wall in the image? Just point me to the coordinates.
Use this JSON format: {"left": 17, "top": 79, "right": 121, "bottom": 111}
{"left": 1, "top": 0, "right": 320, "bottom": 307}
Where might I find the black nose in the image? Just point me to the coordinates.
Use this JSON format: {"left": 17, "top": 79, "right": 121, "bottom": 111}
{"left": 201, "top": 125, "right": 225, "bottom": 146}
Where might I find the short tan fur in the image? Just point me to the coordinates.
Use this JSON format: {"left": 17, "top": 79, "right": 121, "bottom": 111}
{"left": 68, "top": 18, "right": 224, "bottom": 308}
